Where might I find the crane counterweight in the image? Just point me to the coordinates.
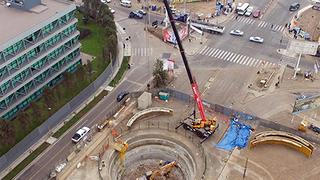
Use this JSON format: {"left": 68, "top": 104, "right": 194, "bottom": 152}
{"left": 162, "top": 0, "right": 218, "bottom": 142}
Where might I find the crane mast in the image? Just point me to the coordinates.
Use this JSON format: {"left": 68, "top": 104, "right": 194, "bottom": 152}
{"left": 162, "top": 0, "right": 207, "bottom": 123}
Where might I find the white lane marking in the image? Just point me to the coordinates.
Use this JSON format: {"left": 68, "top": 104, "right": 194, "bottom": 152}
{"left": 209, "top": 48, "right": 217, "bottom": 57}
{"left": 222, "top": 52, "right": 231, "bottom": 60}
{"left": 226, "top": 53, "right": 235, "bottom": 61}
{"left": 217, "top": 50, "right": 227, "bottom": 59}
{"left": 199, "top": 46, "right": 208, "bottom": 54}
{"left": 231, "top": 54, "right": 241, "bottom": 62}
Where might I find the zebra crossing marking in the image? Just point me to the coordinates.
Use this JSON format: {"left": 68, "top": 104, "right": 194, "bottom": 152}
{"left": 213, "top": 49, "right": 222, "bottom": 57}
{"left": 209, "top": 48, "right": 217, "bottom": 57}
{"left": 197, "top": 46, "right": 278, "bottom": 68}
{"left": 233, "top": 15, "right": 285, "bottom": 32}
{"left": 131, "top": 47, "right": 153, "bottom": 56}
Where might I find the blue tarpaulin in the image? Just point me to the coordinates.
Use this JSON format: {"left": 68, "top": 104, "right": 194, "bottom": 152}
{"left": 216, "top": 119, "right": 252, "bottom": 151}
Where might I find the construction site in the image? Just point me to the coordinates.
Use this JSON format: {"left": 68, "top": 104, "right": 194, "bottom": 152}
{"left": 53, "top": 89, "right": 320, "bottom": 180}
{"left": 54, "top": 2, "right": 320, "bottom": 178}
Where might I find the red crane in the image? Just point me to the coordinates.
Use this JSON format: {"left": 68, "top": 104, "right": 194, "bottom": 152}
{"left": 163, "top": 0, "right": 218, "bottom": 141}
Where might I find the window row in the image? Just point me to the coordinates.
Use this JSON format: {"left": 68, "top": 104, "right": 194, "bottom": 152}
{"left": 0, "top": 37, "right": 79, "bottom": 95}
{"left": 4, "top": 29, "right": 78, "bottom": 74}
{"left": 0, "top": 9, "right": 76, "bottom": 61}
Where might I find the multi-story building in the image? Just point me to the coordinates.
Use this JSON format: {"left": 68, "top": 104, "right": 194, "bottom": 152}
{"left": 0, "top": 0, "right": 81, "bottom": 120}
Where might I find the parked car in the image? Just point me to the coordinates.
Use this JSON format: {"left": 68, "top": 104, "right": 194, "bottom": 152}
{"left": 72, "top": 127, "right": 90, "bottom": 143}
{"left": 120, "top": 0, "right": 131, "bottom": 8}
{"left": 137, "top": 9, "right": 147, "bottom": 15}
{"left": 100, "top": 0, "right": 110, "bottom": 4}
{"left": 129, "top": 11, "right": 143, "bottom": 19}
{"left": 109, "top": 7, "right": 115, "bottom": 14}
{"left": 312, "top": 2, "right": 320, "bottom": 11}
{"left": 252, "top": 9, "right": 261, "bottom": 18}
{"left": 289, "top": 3, "right": 300, "bottom": 11}
{"left": 249, "top": 36, "right": 264, "bottom": 43}
{"left": 173, "top": 13, "right": 189, "bottom": 23}
{"left": 245, "top": 6, "right": 254, "bottom": 16}
{"left": 117, "top": 91, "right": 129, "bottom": 102}
{"left": 230, "top": 29, "right": 244, "bottom": 36}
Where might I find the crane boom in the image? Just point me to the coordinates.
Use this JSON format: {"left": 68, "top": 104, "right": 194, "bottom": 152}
{"left": 163, "top": 0, "right": 206, "bottom": 123}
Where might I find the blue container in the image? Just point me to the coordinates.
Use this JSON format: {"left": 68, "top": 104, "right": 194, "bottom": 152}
{"left": 151, "top": 5, "right": 157, "bottom": 11}
{"left": 159, "top": 92, "right": 169, "bottom": 101}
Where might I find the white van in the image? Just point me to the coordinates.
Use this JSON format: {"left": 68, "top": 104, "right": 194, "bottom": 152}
{"left": 120, "top": 0, "right": 131, "bottom": 8}
{"left": 237, "top": 3, "right": 249, "bottom": 15}
{"left": 245, "top": 6, "right": 254, "bottom": 16}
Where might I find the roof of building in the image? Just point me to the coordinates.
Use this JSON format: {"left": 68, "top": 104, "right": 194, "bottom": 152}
{"left": 0, "top": 0, "right": 74, "bottom": 50}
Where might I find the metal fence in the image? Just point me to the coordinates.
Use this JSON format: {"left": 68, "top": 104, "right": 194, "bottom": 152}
{"left": 157, "top": 88, "right": 320, "bottom": 145}
{"left": 0, "top": 47, "right": 119, "bottom": 173}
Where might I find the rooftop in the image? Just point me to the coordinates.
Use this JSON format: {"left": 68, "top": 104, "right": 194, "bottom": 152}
{"left": 0, "top": 0, "right": 74, "bottom": 50}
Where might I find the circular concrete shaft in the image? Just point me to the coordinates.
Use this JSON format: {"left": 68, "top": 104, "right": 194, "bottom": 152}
{"left": 104, "top": 129, "right": 205, "bottom": 180}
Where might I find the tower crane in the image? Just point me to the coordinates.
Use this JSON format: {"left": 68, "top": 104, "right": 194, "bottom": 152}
{"left": 162, "top": 0, "right": 218, "bottom": 142}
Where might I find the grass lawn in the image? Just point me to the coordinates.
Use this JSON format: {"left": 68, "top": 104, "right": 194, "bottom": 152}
{"left": 76, "top": 12, "right": 109, "bottom": 75}
{"left": 0, "top": 9, "right": 124, "bottom": 179}
{"left": 110, "top": 56, "right": 130, "bottom": 87}
{"left": 0, "top": 11, "right": 110, "bottom": 156}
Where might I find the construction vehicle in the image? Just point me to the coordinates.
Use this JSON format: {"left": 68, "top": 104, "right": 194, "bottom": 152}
{"left": 137, "top": 161, "right": 177, "bottom": 180}
{"left": 97, "top": 118, "right": 112, "bottom": 131}
{"left": 111, "top": 139, "right": 128, "bottom": 174}
{"left": 162, "top": 0, "right": 218, "bottom": 142}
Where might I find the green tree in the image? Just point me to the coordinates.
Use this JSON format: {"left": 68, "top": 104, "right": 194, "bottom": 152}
{"left": 153, "top": 59, "right": 168, "bottom": 88}
{"left": 43, "top": 87, "right": 55, "bottom": 108}
{"left": 16, "top": 111, "right": 31, "bottom": 128}
{"left": 0, "top": 120, "right": 15, "bottom": 145}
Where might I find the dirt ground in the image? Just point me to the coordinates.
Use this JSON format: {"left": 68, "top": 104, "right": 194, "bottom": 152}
{"left": 63, "top": 94, "right": 320, "bottom": 180}
{"left": 148, "top": 0, "right": 216, "bottom": 15}
{"left": 297, "top": 8, "right": 320, "bottom": 41}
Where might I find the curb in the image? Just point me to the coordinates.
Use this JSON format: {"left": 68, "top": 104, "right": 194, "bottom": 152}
{"left": 2, "top": 22, "right": 127, "bottom": 180}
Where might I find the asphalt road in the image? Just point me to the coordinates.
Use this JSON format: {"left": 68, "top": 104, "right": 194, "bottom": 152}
{"left": 18, "top": 3, "right": 172, "bottom": 179}
{"left": 191, "top": 0, "right": 315, "bottom": 69}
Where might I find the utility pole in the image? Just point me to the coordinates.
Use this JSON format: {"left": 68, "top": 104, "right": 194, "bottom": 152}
{"left": 293, "top": 52, "right": 302, "bottom": 79}
{"left": 242, "top": 157, "right": 248, "bottom": 179}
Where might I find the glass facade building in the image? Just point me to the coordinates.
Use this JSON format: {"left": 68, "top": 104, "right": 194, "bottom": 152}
{"left": 0, "top": 2, "right": 81, "bottom": 120}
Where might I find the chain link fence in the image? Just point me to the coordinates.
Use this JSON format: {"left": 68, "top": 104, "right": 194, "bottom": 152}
{"left": 0, "top": 52, "right": 119, "bottom": 173}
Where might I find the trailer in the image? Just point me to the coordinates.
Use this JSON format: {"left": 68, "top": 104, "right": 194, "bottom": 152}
{"left": 189, "top": 19, "right": 225, "bottom": 34}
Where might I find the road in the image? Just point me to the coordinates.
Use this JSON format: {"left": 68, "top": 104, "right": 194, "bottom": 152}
{"left": 17, "top": 2, "right": 177, "bottom": 179}
{"left": 190, "top": 0, "right": 315, "bottom": 70}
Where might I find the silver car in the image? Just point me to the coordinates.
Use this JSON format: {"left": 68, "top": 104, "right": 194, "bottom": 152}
{"left": 230, "top": 30, "right": 244, "bottom": 36}
{"left": 249, "top": 36, "right": 264, "bottom": 43}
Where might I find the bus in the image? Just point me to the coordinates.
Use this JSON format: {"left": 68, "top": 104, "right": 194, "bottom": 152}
{"left": 237, "top": 3, "right": 249, "bottom": 15}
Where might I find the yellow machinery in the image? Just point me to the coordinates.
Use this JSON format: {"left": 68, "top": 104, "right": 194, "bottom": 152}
{"left": 112, "top": 140, "right": 129, "bottom": 171}
{"left": 136, "top": 161, "right": 177, "bottom": 180}
{"left": 149, "top": 161, "right": 177, "bottom": 180}
{"left": 298, "top": 120, "right": 308, "bottom": 132}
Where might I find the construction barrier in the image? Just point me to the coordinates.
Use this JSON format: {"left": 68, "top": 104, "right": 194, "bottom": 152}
{"left": 249, "top": 131, "right": 314, "bottom": 157}
{"left": 126, "top": 107, "right": 173, "bottom": 127}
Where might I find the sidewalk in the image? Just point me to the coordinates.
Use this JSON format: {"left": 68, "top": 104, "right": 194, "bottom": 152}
{"left": 1, "top": 22, "right": 128, "bottom": 180}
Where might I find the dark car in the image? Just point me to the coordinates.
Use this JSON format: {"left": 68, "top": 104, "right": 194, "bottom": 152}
{"left": 252, "top": 9, "right": 261, "bottom": 18}
{"left": 289, "top": 3, "right": 300, "bottom": 11}
{"left": 117, "top": 91, "right": 129, "bottom": 102}
{"left": 129, "top": 11, "right": 143, "bottom": 19}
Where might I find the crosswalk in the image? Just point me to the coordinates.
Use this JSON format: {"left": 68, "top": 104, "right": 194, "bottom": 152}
{"left": 257, "top": 21, "right": 285, "bottom": 32}
{"left": 131, "top": 47, "right": 153, "bottom": 57}
{"left": 196, "top": 46, "right": 277, "bottom": 68}
{"left": 231, "top": 15, "right": 285, "bottom": 32}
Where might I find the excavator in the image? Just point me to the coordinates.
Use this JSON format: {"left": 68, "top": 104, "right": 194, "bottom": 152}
{"left": 163, "top": 0, "right": 219, "bottom": 142}
{"left": 137, "top": 161, "right": 177, "bottom": 180}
